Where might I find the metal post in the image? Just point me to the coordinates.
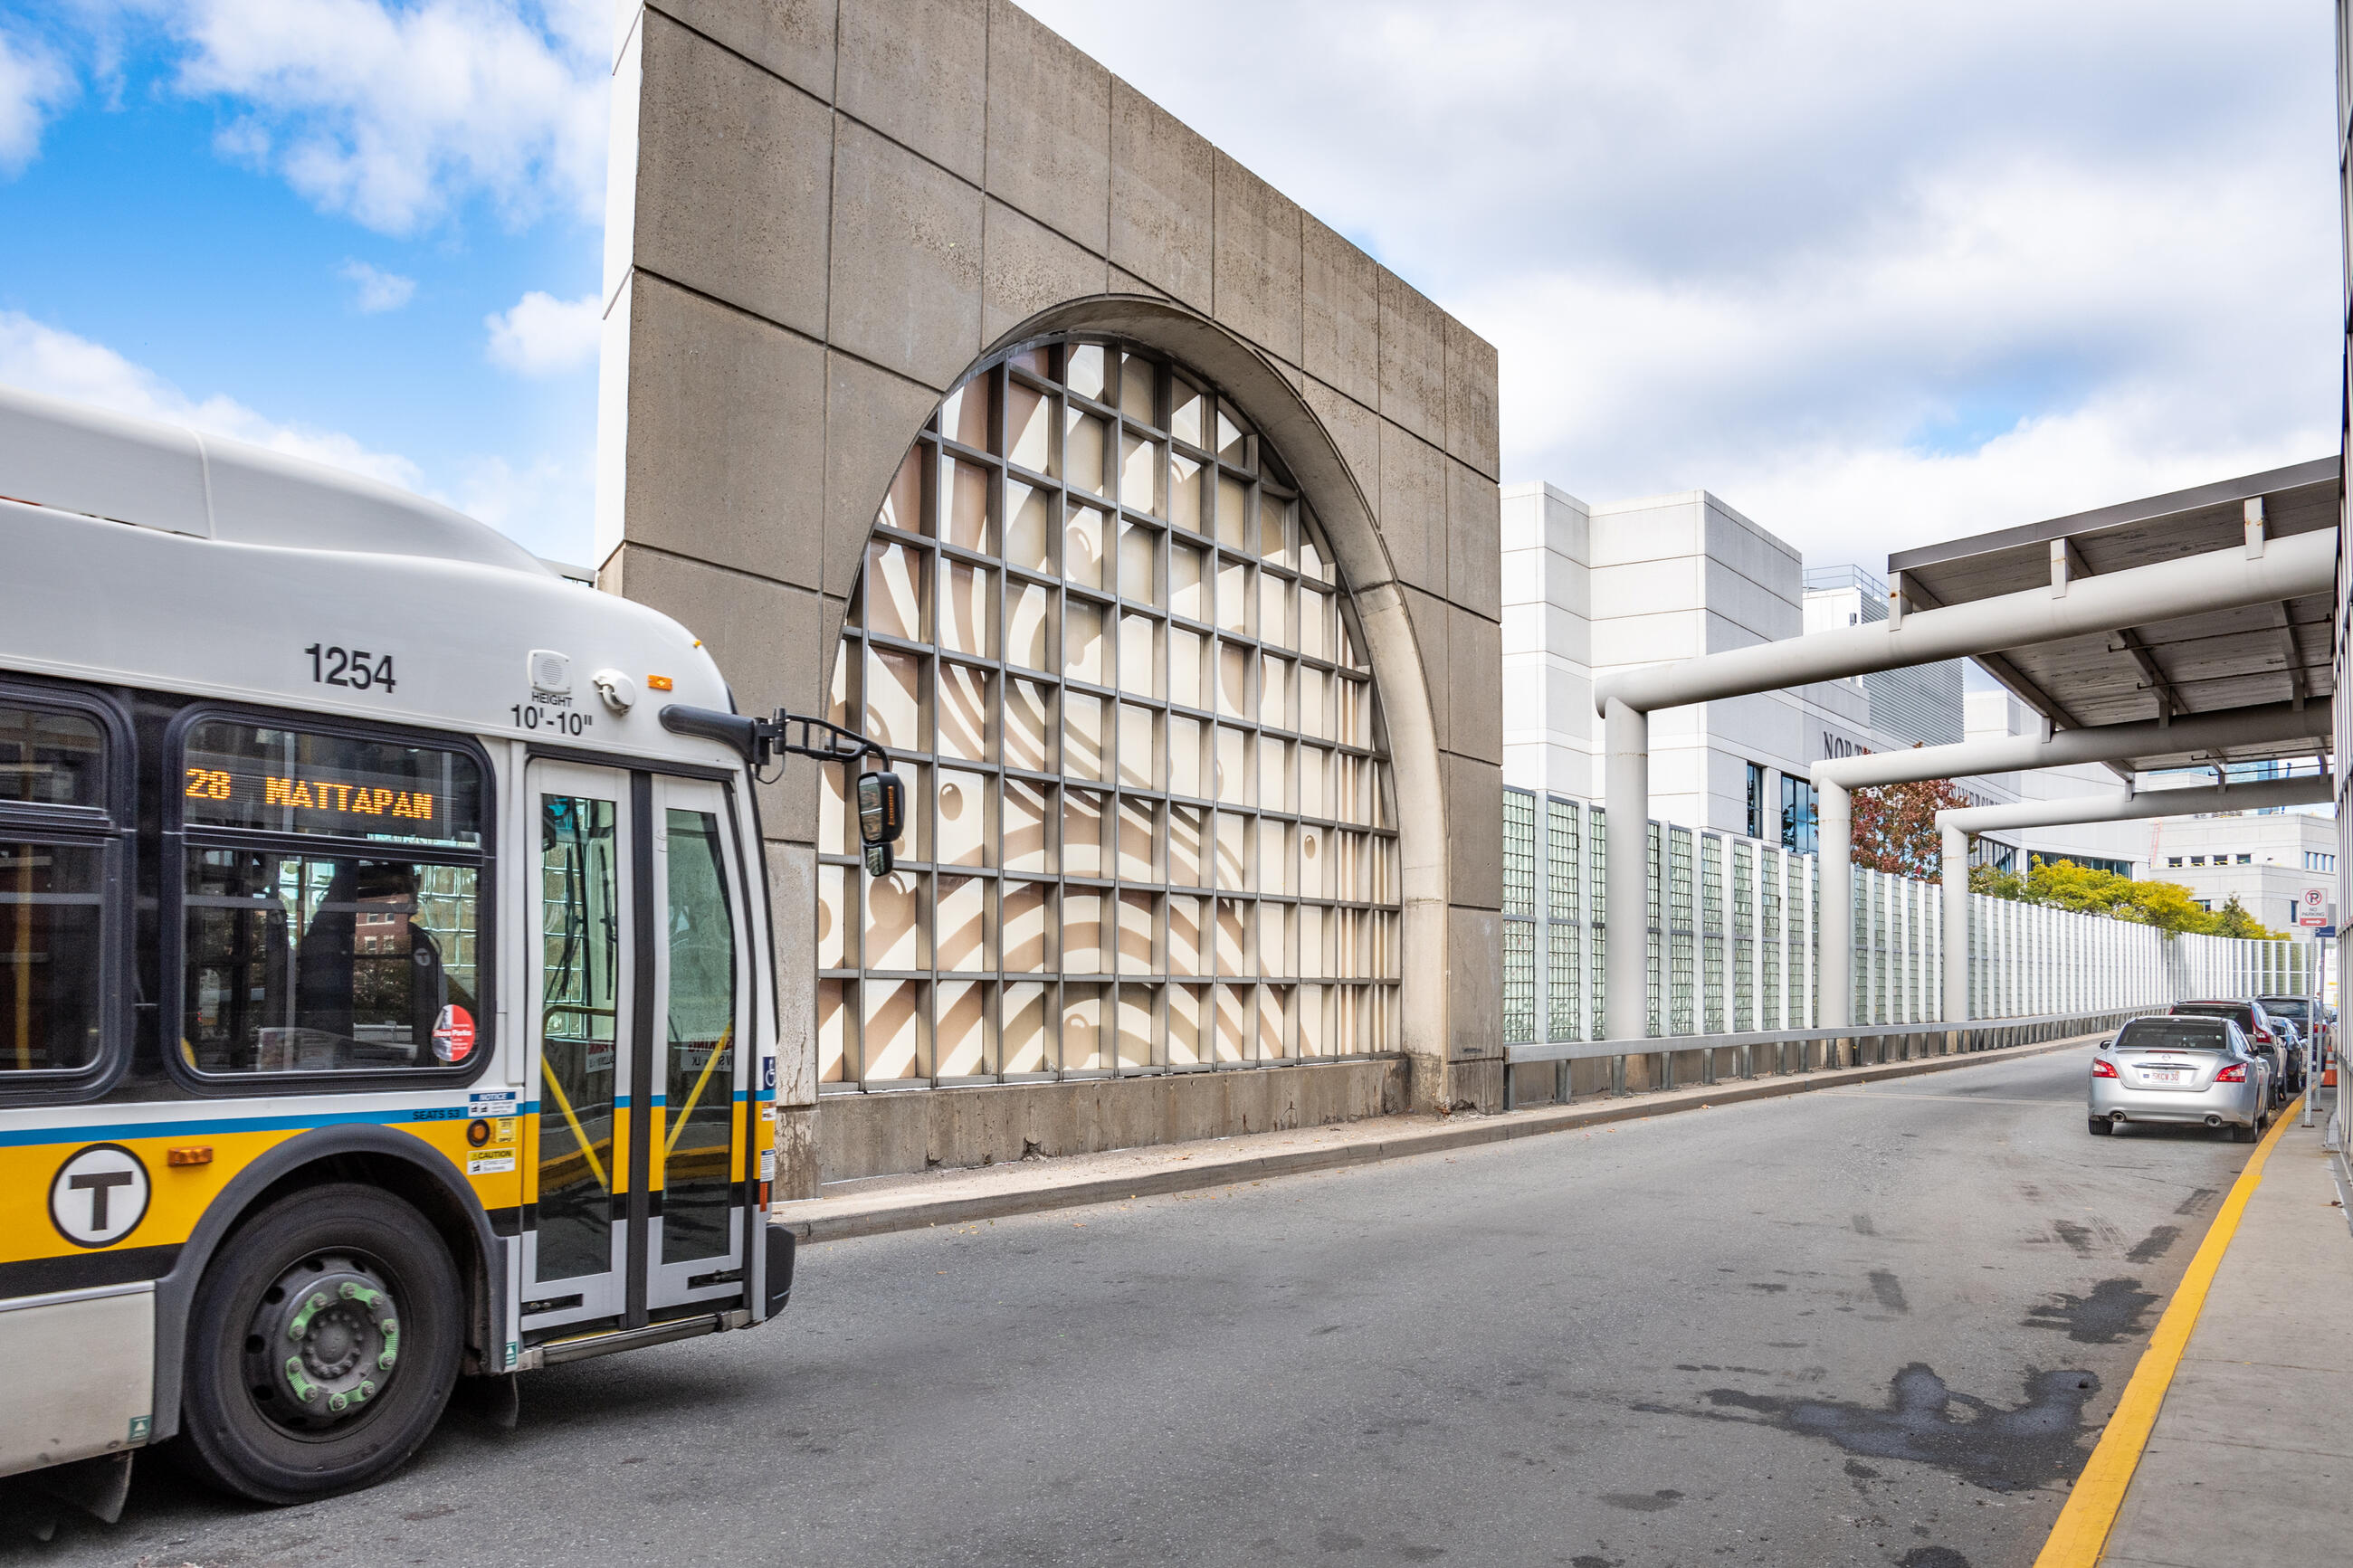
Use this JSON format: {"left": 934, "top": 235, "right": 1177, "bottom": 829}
{"left": 1819, "top": 779, "right": 1851, "bottom": 1034}
{"left": 1605, "top": 698, "right": 1649, "bottom": 1050}
{"left": 2304, "top": 965, "right": 2321, "bottom": 1129}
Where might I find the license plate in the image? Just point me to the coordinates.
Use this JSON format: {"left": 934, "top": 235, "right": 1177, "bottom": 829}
{"left": 2140, "top": 1069, "right": 2184, "bottom": 1083}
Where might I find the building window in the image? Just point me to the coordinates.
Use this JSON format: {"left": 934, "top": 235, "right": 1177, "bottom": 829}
{"left": 2237, "top": 854, "right": 2252, "bottom": 865}
{"left": 2031, "top": 853, "right": 2131, "bottom": 879}
{"left": 2167, "top": 857, "right": 2182, "bottom": 867}
{"left": 816, "top": 337, "right": 1402, "bottom": 1087}
{"left": 1745, "top": 763, "right": 1767, "bottom": 841}
{"left": 2190, "top": 856, "right": 2205, "bottom": 867}
{"left": 1779, "top": 774, "right": 1817, "bottom": 856}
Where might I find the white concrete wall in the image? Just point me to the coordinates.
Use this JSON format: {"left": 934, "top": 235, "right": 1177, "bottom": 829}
{"left": 1500, "top": 482, "right": 1594, "bottom": 799}
{"left": 1586, "top": 490, "right": 1829, "bottom": 832}
{"left": 1506, "top": 483, "right": 1972, "bottom": 841}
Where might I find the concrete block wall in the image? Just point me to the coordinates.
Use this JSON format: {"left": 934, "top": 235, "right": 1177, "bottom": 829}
{"left": 816, "top": 1058, "right": 1409, "bottom": 1183}
{"left": 595, "top": 0, "right": 1504, "bottom": 1188}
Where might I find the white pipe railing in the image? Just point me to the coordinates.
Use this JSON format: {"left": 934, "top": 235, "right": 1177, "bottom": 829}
{"left": 1500, "top": 786, "right": 2324, "bottom": 1092}
{"left": 1588, "top": 527, "right": 2339, "bottom": 1043}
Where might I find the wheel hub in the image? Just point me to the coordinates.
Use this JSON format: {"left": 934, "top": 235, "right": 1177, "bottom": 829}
{"left": 246, "top": 1255, "right": 402, "bottom": 1429}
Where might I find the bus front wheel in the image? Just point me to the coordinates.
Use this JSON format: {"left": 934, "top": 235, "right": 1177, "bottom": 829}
{"left": 177, "top": 1183, "right": 462, "bottom": 1504}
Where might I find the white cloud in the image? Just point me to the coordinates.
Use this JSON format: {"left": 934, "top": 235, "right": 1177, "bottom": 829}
{"left": 158, "top": 0, "right": 607, "bottom": 235}
{"left": 452, "top": 447, "right": 593, "bottom": 558}
{"left": 0, "top": 308, "right": 596, "bottom": 557}
{"left": 1015, "top": 0, "right": 2339, "bottom": 572}
{"left": 484, "top": 288, "right": 600, "bottom": 376}
{"left": 0, "top": 309, "right": 423, "bottom": 489}
{"left": 0, "top": 26, "right": 73, "bottom": 175}
{"left": 338, "top": 258, "right": 415, "bottom": 313}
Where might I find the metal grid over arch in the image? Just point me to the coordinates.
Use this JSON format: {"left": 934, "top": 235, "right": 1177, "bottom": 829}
{"left": 815, "top": 336, "right": 1403, "bottom": 1089}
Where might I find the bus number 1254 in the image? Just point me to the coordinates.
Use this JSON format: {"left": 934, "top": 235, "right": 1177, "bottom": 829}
{"left": 306, "top": 643, "right": 396, "bottom": 692}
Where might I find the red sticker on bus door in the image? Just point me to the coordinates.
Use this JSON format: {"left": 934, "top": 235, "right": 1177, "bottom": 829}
{"left": 433, "top": 1005, "right": 476, "bottom": 1064}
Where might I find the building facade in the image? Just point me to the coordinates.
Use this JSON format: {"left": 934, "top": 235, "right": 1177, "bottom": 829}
{"left": 594, "top": 0, "right": 1503, "bottom": 1189}
{"left": 2146, "top": 801, "right": 2337, "bottom": 933}
{"left": 1500, "top": 483, "right": 1878, "bottom": 840}
{"left": 1500, "top": 482, "right": 2141, "bottom": 860}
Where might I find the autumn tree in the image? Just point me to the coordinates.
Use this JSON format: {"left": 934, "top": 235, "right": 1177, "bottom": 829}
{"left": 1850, "top": 773, "right": 1973, "bottom": 881}
{"left": 1969, "top": 862, "right": 2026, "bottom": 900}
{"left": 1966, "top": 858, "right": 2285, "bottom": 938}
{"left": 2121, "top": 878, "right": 2213, "bottom": 936}
{"left": 2024, "top": 859, "right": 2142, "bottom": 918}
{"left": 2208, "top": 895, "right": 2284, "bottom": 940}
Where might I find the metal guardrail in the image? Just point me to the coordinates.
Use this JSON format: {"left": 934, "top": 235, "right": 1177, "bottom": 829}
{"left": 1497, "top": 1005, "right": 2164, "bottom": 1111}
{"left": 1503, "top": 1006, "right": 2160, "bottom": 1068}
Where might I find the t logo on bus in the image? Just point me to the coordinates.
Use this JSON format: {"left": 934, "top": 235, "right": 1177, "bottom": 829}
{"left": 49, "top": 1145, "right": 151, "bottom": 1248}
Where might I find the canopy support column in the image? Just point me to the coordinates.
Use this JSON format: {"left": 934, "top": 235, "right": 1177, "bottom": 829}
{"left": 1942, "top": 824, "right": 1969, "bottom": 1026}
{"left": 1819, "top": 780, "right": 1851, "bottom": 1031}
{"left": 1605, "top": 698, "right": 1649, "bottom": 1047}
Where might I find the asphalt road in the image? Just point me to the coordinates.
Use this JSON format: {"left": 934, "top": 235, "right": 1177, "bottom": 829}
{"left": 9, "top": 1043, "right": 2258, "bottom": 1568}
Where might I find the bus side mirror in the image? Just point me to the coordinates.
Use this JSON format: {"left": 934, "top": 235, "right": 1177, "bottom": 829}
{"left": 857, "top": 770, "right": 904, "bottom": 878}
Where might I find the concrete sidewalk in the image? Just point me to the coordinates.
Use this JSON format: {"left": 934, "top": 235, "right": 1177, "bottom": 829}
{"left": 772, "top": 1030, "right": 2105, "bottom": 1244}
{"left": 2100, "top": 1095, "right": 2353, "bottom": 1567}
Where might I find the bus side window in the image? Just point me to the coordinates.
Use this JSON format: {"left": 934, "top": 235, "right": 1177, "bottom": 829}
{"left": 0, "top": 698, "right": 116, "bottom": 1087}
{"left": 172, "top": 717, "right": 491, "bottom": 1082}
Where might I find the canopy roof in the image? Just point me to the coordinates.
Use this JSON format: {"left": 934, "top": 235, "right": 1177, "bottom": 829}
{"left": 1886, "top": 458, "right": 2339, "bottom": 774}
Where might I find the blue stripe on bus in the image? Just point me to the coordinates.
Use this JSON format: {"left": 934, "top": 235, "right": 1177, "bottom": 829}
{"left": 0, "top": 1087, "right": 824, "bottom": 1151}
{"left": 0, "top": 1100, "right": 547, "bottom": 1150}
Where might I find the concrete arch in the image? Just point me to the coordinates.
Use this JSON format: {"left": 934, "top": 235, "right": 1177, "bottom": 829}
{"left": 828, "top": 298, "right": 1452, "bottom": 1108}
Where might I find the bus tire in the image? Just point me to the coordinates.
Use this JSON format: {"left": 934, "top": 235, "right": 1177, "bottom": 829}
{"left": 176, "top": 1183, "right": 462, "bottom": 1504}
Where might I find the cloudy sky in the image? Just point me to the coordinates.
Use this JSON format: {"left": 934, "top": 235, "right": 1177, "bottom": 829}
{"left": 0, "top": 1, "right": 2338, "bottom": 572}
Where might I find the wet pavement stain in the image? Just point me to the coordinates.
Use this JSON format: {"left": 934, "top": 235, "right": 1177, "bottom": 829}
{"left": 1897, "top": 1550, "right": 1972, "bottom": 1568}
{"left": 1651, "top": 1362, "right": 2100, "bottom": 1493}
{"left": 1598, "top": 1489, "right": 1682, "bottom": 1512}
{"left": 2124, "top": 1225, "right": 2182, "bottom": 1264}
{"left": 2174, "top": 1186, "right": 2219, "bottom": 1218}
{"left": 2024, "top": 1278, "right": 2158, "bottom": 1345}
{"left": 2049, "top": 1220, "right": 2097, "bottom": 1256}
{"left": 1869, "top": 1270, "right": 1910, "bottom": 1314}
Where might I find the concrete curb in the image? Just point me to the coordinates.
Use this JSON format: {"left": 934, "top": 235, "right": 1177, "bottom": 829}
{"left": 776, "top": 1032, "right": 2102, "bottom": 1245}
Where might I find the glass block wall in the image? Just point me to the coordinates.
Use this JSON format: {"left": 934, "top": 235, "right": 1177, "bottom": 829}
{"left": 1502, "top": 785, "right": 2318, "bottom": 1049}
{"left": 1500, "top": 789, "right": 1819, "bottom": 1046}
{"left": 816, "top": 337, "right": 1404, "bottom": 1088}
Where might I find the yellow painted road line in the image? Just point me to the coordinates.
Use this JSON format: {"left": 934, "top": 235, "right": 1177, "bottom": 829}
{"left": 2031, "top": 1112, "right": 2291, "bottom": 1568}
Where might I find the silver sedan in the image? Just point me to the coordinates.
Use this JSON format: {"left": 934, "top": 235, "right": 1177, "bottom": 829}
{"left": 2090, "top": 1015, "right": 2271, "bottom": 1141}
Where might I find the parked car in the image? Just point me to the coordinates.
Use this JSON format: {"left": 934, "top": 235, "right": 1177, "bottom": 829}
{"left": 2092, "top": 1015, "right": 2272, "bottom": 1140}
{"left": 2257, "top": 995, "right": 2326, "bottom": 1084}
{"left": 2169, "top": 1001, "right": 2292, "bottom": 1104}
{"left": 2272, "top": 1017, "right": 2308, "bottom": 1092}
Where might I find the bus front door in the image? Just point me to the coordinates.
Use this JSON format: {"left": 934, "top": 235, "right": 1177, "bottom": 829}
{"left": 523, "top": 764, "right": 752, "bottom": 1339}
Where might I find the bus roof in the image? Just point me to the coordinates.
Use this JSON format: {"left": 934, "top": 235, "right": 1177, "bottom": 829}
{"left": 0, "top": 382, "right": 549, "bottom": 576}
{"left": 0, "top": 384, "right": 743, "bottom": 769}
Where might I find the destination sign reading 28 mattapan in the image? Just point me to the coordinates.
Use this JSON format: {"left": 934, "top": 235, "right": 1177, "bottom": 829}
{"left": 178, "top": 721, "right": 481, "bottom": 843}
